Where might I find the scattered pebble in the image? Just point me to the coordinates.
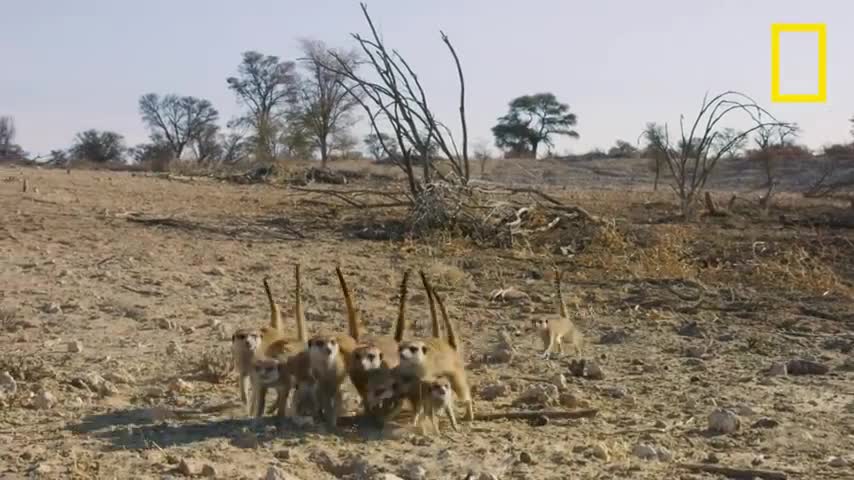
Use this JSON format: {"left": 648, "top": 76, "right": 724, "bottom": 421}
{"left": 208, "top": 267, "right": 226, "bottom": 276}
{"left": 599, "top": 330, "right": 629, "bottom": 345}
{"left": 766, "top": 362, "right": 787, "bottom": 376}
{"left": 585, "top": 361, "right": 605, "bottom": 380}
{"left": 708, "top": 408, "right": 740, "bottom": 434}
{"left": 401, "top": 462, "right": 428, "bottom": 480}
{"left": 479, "top": 383, "right": 508, "bottom": 401}
{"left": 513, "top": 384, "right": 559, "bottom": 407}
{"left": 67, "top": 340, "right": 84, "bottom": 353}
{"left": 0, "top": 371, "right": 17, "bottom": 396}
{"left": 559, "top": 392, "right": 580, "bottom": 408}
{"left": 590, "top": 443, "right": 610, "bottom": 461}
{"left": 786, "top": 359, "right": 829, "bottom": 375}
{"left": 168, "top": 379, "right": 192, "bottom": 393}
{"left": 178, "top": 458, "right": 201, "bottom": 476}
{"left": 201, "top": 464, "right": 217, "bottom": 478}
{"left": 550, "top": 373, "right": 568, "bottom": 391}
{"left": 33, "top": 390, "right": 57, "bottom": 410}
{"left": 752, "top": 417, "right": 779, "bottom": 429}
{"left": 519, "top": 451, "right": 535, "bottom": 464}
{"left": 632, "top": 444, "right": 658, "bottom": 460}
{"left": 158, "top": 319, "right": 178, "bottom": 330}
{"left": 42, "top": 303, "right": 62, "bottom": 314}
{"left": 676, "top": 321, "right": 703, "bottom": 338}
{"left": 167, "top": 341, "right": 182, "bottom": 356}
{"left": 828, "top": 456, "right": 848, "bottom": 468}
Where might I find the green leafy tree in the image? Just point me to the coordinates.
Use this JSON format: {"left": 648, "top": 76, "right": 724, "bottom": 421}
{"left": 492, "top": 93, "right": 579, "bottom": 158}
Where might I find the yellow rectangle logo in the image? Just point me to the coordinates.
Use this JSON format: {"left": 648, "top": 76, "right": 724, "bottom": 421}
{"left": 771, "top": 23, "right": 826, "bottom": 103}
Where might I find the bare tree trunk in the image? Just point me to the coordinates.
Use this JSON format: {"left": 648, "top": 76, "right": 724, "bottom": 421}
{"left": 320, "top": 137, "right": 329, "bottom": 168}
{"left": 653, "top": 158, "right": 661, "bottom": 191}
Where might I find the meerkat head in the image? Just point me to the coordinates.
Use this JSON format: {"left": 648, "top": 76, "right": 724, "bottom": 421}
{"left": 251, "top": 358, "right": 281, "bottom": 385}
{"left": 352, "top": 345, "right": 384, "bottom": 372}
{"left": 307, "top": 336, "right": 340, "bottom": 367}
{"left": 232, "top": 329, "right": 261, "bottom": 353}
{"left": 531, "top": 318, "right": 550, "bottom": 332}
{"left": 425, "top": 378, "right": 453, "bottom": 404}
{"left": 398, "top": 341, "right": 429, "bottom": 365}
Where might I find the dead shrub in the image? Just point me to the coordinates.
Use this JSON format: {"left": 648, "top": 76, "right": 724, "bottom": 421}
{"left": 426, "top": 260, "right": 475, "bottom": 291}
{"left": 750, "top": 246, "right": 850, "bottom": 297}
{"left": 0, "top": 306, "right": 17, "bottom": 330}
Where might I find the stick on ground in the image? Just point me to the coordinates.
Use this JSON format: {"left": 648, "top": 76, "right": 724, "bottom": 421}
{"left": 679, "top": 462, "right": 788, "bottom": 480}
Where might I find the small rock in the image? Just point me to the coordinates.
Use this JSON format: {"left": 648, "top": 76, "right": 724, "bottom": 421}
{"left": 42, "top": 303, "right": 62, "bottom": 314}
{"left": 33, "top": 390, "right": 57, "bottom": 409}
{"left": 656, "top": 446, "right": 673, "bottom": 462}
{"left": 401, "top": 462, "right": 428, "bottom": 480}
{"left": 519, "top": 451, "right": 535, "bottom": 464}
{"left": 585, "top": 361, "right": 605, "bottom": 380}
{"left": 632, "top": 444, "right": 658, "bottom": 460}
{"left": 33, "top": 463, "right": 52, "bottom": 475}
{"left": 208, "top": 267, "right": 226, "bottom": 276}
{"left": 786, "top": 359, "right": 829, "bottom": 375}
{"left": 178, "top": 458, "right": 201, "bottom": 476}
{"left": 558, "top": 392, "right": 580, "bottom": 408}
{"left": 168, "top": 378, "right": 192, "bottom": 393}
{"left": 676, "top": 321, "right": 703, "bottom": 337}
{"left": 590, "top": 443, "right": 610, "bottom": 461}
{"left": 707, "top": 408, "right": 740, "bottom": 434}
{"left": 766, "top": 362, "right": 788, "bottom": 376}
{"left": 0, "top": 372, "right": 17, "bottom": 396}
{"left": 479, "top": 383, "right": 508, "bottom": 401}
{"left": 489, "top": 287, "right": 530, "bottom": 304}
{"left": 513, "top": 384, "right": 559, "bottom": 407}
{"left": 104, "top": 371, "right": 135, "bottom": 385}
{"left": 752, "top": 417, "right": 779, "bottom": 429}
{"left": 602, "top": 385, "right": 627, "bottom": 399}
{"left": 550, "top": 373, "right": 568, "bottom": 391}
{"left": 374, "top": 475, "right": 405, "bottom": 480}
{"left": 599, "top": 329, "right": 629, "bottom": 345}
{"left": 207, "top": 318, "right": 221, "bottom": 329}
{"left": 828, "top": 456, "right": 848, "bottom": 468}
{"left": 67, "top": 340, "right": 84, "bottom": 353}
{"left": 274, "top": 449, "right": 291, "bottom": 461}
{"left": 167, "top": 341, "right": 182, "bottom": 356}
{"left": 201, "top": 464, "right": 217, "bottom": 477}
{"left": 181, "top": 326, "right": 195, "bottom": 335}
{"left": 683, "top": 345, "right": 706, "bottom": 358}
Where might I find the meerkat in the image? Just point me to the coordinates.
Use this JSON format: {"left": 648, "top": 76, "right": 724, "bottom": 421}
{"left": 305, "top": 266, "right": 362, "bottom": 428}
{"left": 533, "top": 268, "right": 581, "bottom": 359}
{"left": 397, "top": 272, "right": 474, "bottom": 422}
{"left": 231, "top": 328, "right": 262, "bottom": 406}
{"left": 342, "top": 268, "right": 408, "bottom": 409}
{"left": 249, "top": 265, "right": 314, "bottom": 418}
{"left": 417, "top": 376, "right": 458, "bottom": 434}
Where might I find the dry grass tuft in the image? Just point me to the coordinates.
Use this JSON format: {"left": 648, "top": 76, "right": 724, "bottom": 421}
{"left": 425, "top": 260, "right": 475, "bottom": 292}
{"left": 193, "top": 347, "right": 232, "bottom": 384}
{"left": 750, "top": 246, "right": 851, "bottom": 297}
{"left": 0, "top": 306, "right": 17, "bottom": 330}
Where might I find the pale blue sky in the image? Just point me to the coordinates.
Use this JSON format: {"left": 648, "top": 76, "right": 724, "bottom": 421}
{"left": 1, "top": 0, "right": 851, "bottom": 157}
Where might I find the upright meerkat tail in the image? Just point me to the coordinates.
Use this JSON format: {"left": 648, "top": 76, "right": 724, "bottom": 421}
{"left": 393, "top": 270, "right": 410, "bottom": 343}
{"left": 554, "top": 267, "right": 568, "bottom": 319}
{"left": 294, "top": 264, "right": 307, "bottom": 343}
{"left": 335, "top": 266, "right": 361, "bottom": 342}
{"left": 419, "top": 270, "right": 441, "bottom": 339}
{"left": 263, "top": 276, "right": 283, "bottom": 332}
{"left": 431, "top": 286, "right": 460, "bottom": 353}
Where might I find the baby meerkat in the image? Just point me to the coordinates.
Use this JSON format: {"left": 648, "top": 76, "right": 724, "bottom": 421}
{"left": 533, "top": 268, "right": 581, "bottom": 359}
{"left": 397, "top": 272, "right": 474, "bottom": 422}
{"left": 231, "top": 328, "right": 262, "bottom": 406}
{"left": 417, "top": 376, "right": 458, "bottom": 434}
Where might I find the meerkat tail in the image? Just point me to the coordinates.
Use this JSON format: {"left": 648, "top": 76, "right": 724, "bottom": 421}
{"left": 394, "top": 270, "right": 410, "bottom": 342}
{"left": 419, "top": 270, "right": 441, "bottom": 338}
{"left": 554, "top": 267, "right": 568, "bottom": 319}
{"left": 335, "top": 266, "right": 361, "bottom": 342}
{"left": 430, "top": 287, "right": 459, "bottom": 352}
{"left": 294, "top": 264, "right": 307, "bottom": 343}
{"left": 263, "top": 276, "right": 283, "bottom": 332}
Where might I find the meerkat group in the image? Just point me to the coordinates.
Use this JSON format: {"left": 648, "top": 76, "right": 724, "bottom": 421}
{"left": 230, "top": 264, "right": 582, "bottom": 433}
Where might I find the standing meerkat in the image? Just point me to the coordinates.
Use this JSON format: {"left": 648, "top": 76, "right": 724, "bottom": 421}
{"left": 397, "top": 271, "right": 474, "bottom": 422}
{"left": 533, "top": 268, "right": 581, "bottom": 359}
{"left": 417, "top": 376, "right": 458, "bottom": 434}
{"left": 231, "top": 328, "right": 262, "bottom": 406}
{"left": 342, "top": 268, "right": 408, "bottom": 409}
{"left": 305, "top": 266, "right": 361, "bottom": 428}
{"left": 249, "top": 265, "right": 313, "bottom": 418}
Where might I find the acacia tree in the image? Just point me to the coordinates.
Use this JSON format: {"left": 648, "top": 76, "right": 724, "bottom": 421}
{"left": 296, "top": 39, "right": 361, "bottom": 167}
{"left": 71, "top": 129, "right": 126, "bottom": 164}
{"left": 364, "top": 132, "right": 398, "bottom": 162}
{"left": 642, "top": 91, "right": 788, "bottom": 216}
{"left": 138, "top": 93, "right": 219, "bottom": 162}
{"left": 321, "top": 3, "right": 470, "bottom": 196}
{"left": 492, "top": 93, "right": 579, "bottom": 158}
{"left": 227, "top": 51, "right": 299, "bottom": 161}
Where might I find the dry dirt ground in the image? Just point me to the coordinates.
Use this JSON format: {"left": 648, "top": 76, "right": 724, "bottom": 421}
{"left": 1, "top": 164, "right": 853, "bottom": 480}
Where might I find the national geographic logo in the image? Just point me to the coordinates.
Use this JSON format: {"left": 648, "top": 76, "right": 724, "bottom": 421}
{"left": 771, "top": 23, "right": 826, "bottom": 103}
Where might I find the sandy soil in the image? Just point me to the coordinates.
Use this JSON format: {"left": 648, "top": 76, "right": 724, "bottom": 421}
{"left": 1, "top": 164, "right": 852, "bottom": 480}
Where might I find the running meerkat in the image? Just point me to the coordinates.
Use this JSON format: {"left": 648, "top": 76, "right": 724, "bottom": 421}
{"left": 396, "top": 271, "right": 474, "bottom": 422}
{"left": 532, "top": 268, "right": 581, "bottom": 359}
